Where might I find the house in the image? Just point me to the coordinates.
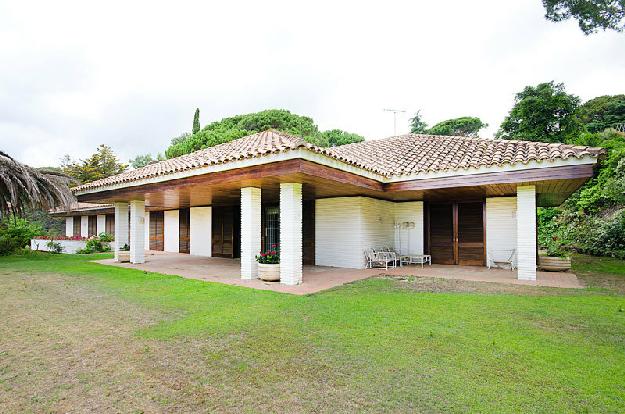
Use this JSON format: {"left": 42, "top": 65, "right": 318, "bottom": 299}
{"left": 71, "top": 130, "right": 603, "bottom": 285}
{"left": 51, "top": 202, "right": 116, "bottom": 238}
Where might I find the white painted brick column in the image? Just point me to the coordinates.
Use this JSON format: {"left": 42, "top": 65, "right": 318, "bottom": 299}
{"left": 129, "top": 200, "right": 145, "bottom": 264}
{"left": 80, "top": 215, "right": 89, "bottom": 238}
{"left": 241, "top": 187, "right": 261, "bottom": 280}
{"left": 280, "top": 183, "right": 303, "bottom": 285}
{"left": 65, "top": 217, "right": 73, "bottom": 237}
{"left": 114, "top": 202, "right": 129, "bottom": 261}
{"left": 517, "top": 185, "right": 537, "bottom": 280}
{"left": 96, "top": 214, "right": 106, "bottom": 235}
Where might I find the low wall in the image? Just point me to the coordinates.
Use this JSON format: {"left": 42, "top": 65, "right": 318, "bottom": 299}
{"left": 30, "top": 238, "right": 111, "bottom": 254}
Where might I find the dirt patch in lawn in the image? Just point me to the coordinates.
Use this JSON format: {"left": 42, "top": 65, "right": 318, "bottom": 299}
{"left": 378, "top": 275, "right": 579, "bottom": 295}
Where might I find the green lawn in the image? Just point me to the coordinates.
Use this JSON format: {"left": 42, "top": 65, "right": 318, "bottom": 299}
{"left": 1, "top": 253, "right": 624, "bottom": 413}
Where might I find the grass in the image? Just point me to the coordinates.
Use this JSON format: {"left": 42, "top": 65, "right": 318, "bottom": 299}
{"left": 0, "top": 253, "right": 624, "bottom": 413}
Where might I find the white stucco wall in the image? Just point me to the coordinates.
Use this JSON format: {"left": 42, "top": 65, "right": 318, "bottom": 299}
{"left": 80, "top": 215, "right": 89, "bottom": 238}
{"left": 96, "top": 215, "right": 106, "bottom": 235}
{"left": 65, "top": 217, "right": 73, "bottom": 237}
{"left": 315, "top": 197, "right": 420, "bottom": 269}
{"left": 190, "top": 207, "right": 212, "bottom": 257}
{"left": 485, "top": 197, "right": 517, "bottom": 267}
{"left": 517, "top": 186, "right": 537, "bottom": 280}
{"left": 393, "top": 201, "right": 424, "bottom": 256}
{"left": 164, "top": 209, "right": 180, "bottom": 253}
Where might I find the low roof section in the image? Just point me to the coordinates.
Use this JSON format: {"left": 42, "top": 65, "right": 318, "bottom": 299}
{"left": 50, "top": 202, "right": 114, "bottom": 217}
{"left": 73, "top": 130, "right": 604, "bottom": 210}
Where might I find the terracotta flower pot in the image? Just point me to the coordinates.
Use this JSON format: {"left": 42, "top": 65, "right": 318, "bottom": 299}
{"left": 539, "top": 256, "right": 571, "bottom": 272}
{"left": 258, "top": 263, "right": 280, "bottom": 281}
{"left": 117, "top": 251, "right": 130, "bottom": 263}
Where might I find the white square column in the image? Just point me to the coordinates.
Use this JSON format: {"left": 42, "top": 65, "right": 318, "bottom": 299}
{"left": 240, "top": 187, "right": 261, "bottom": 280}
{"left": 114, "top": 202, "right": 129, "bottom": 261}
{"left": 190, "top": 207, "right": 212, "bottom": 257}
{"left": 80, "top": 215, "right": 89, "bottom": 238}
{"left": 280, "top": 183, "right": 303, "bottom": 286}
{"left": 516, "top": 185, "right": 537, "bottom": 280}
{"left": 96, "top": 215, "right": 106, "bottom": 235}
{"left": 129, "top": 200, "right": 146, "bottom": 264}
{"left": 65, "top": 217, "right": 73, "bottom": 237}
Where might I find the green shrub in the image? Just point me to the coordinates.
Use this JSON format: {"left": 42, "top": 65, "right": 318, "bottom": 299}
{"left": 45, "top": 240, "right": 64, "bottom": 254}
{"left": 76, "top": 234, "right": 112, "bottom": 254}
{"left": 98, "top": 232, "right": 114, "bottom": 242}
{"left": 0, "top": 217, "right": 42, "bottom": 255}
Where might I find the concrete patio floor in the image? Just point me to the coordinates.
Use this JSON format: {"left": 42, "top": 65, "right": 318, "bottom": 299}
{"left": 95, "top": 251, "right": 583, "bottom": 294}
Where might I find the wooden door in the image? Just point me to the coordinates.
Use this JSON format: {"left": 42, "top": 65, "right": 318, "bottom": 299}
{"left": 149, "top": 211, "right": 164, "bottom": 251}
{"left": 105, "top": 214, "right": 115, "bottom": 236}
{"left": 303, "top": 200, "right": 315, "bottom": 265}
{"left": 73, "top": 217, "right": 81, "bottom": 237}
{"left": 429, "top": 203, "right": 455, "bottom": 264}
{"left": 179, "top": 208, "right": 190, "bottom": 254}
{"left": 457, "top": 202, "right": 485, "bottom": 265}
{"left": 212, "top": 207, "right": 238, "bottom": 258}
{"left": 88, "top": 216, "right": 97, "bottom": 237}
{"left": 428, "top": 202, "right": 485, "bottom": 265}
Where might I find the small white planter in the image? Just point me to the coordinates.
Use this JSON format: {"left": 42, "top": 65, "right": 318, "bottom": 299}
{"left": 117, "top": 251, "right": 130, "bottom": 263}
{"left": 258, "top": 263, "right": 280, "bottom": 281}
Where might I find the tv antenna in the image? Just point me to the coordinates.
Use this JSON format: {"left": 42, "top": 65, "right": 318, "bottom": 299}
{"left": 383, "top": 108, "right": 406, "bottom": 136}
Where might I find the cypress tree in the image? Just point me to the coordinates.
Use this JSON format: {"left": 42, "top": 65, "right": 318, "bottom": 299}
{"left": 192, "top": 108, "right": 200, "bottom": 134}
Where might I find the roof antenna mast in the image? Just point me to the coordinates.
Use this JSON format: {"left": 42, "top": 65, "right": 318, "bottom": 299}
{"left": 383, "top": 108, "right": 406, "bottom": 136}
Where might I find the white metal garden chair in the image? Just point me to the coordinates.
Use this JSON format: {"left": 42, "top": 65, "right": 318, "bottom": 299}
{"left": 488, "top": 249, "right": 516, "bottom": 270}
{"left": 364, "top": 248, "right": 397, "bottom": 270}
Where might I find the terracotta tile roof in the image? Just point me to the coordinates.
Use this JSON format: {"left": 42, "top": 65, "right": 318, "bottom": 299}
{"left": 324, "top": 134, "right": 604, "bottom": 177}
{"left": 73, "top": 130, "right": 603, "bottom": 193}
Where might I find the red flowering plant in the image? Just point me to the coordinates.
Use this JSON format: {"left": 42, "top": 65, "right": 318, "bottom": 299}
{"left": 255, "top": 243, "right": 280, "bottom": 264}
{"left": 35, "top": 235, "right": 86, "bottom": 241}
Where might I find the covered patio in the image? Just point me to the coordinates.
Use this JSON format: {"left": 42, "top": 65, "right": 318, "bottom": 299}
{"left": 95, "top": 251, "right": 583, "bottom": 295}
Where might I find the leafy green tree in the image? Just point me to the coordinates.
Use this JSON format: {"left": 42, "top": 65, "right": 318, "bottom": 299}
{"left": 497, "top": 81, "right": 582, "bottom": 143}
{"left": 313, "top": 129, "right": 365, "bottom": 147}
{"left": 61, "top": 145, "right": 127, "bottom": 184}
{"left": 193, "top": 108, "right": 201, "bottom": 134}
{"left": 165, "top": 109, "right": 363, "bottom": 158}
{"left": 409, "top": 110, "right": 428, "bottom": 133}
{"left": 577, "top": 94, "right": 625, "bottom": 133}
{"left": 426, "top": 117, "right": 487, "bottom": 137}
{"left": 543, "top": 0, "right": 625, "bottom": 34}
{"left": 129, "top": 153, "right": 165, "bottom": 169}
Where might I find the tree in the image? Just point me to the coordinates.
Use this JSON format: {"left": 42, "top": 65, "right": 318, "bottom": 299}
{"left": 577, "top": 94, "right": 625, "bottom": 133}
{"left": 409, "top": 110, "right": 428, "bottom": 133}
{"left": 165, "top": 109, "right": 364, "bottom": 158}
{"left": 0, "top": 151, "right": 74, "bottom": 216}
{"left": 313, "top": 129, "right": 365, "bottom": 147}
{"left": 193, "top": 108, "right": 201, "bottom": 134}
{"left": 543, "top": 0, "right": 625, "bottom": 34}
{"left": 129, "top": 153, "right": 165, "bottom": 169}
{"left": 497, "top": 81, "right": 582, "bottom": 143}
{"left": 62, "top": 145, "right": 127, "bottom": 184}
{"left": 426, "top": 117, "right": 488, "bottom": 137}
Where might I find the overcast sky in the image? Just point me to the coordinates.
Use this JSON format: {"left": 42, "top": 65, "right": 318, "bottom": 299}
{"left": 1, "top": 0, "right": 623, "bottom": 167}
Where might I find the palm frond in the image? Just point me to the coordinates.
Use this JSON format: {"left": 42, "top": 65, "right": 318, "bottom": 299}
{"left": 0, "top": 151, "right": 75, "bottom": 216}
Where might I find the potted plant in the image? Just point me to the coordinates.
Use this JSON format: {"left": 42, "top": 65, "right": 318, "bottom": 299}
{"left": 256, "top": 244, "right": 280, "bottom": 281}
{"left": 117, "top": 243, "right": 130, "bottom": 263}
{"left": 538, "top": 244, "right": 571, "bottom": 272}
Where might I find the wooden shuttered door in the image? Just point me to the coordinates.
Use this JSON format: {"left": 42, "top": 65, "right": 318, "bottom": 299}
{"left": 149, "top": 211, "right": 164, "bottom": 251}
{"left": 105, "top": 214, "right": 115, "bottom": 236}
{"left": 88, "top": 216, "right": 97, "bottom": 237}
{"left": 179, "top": 208, "right": 190, "bottom": 254}
{"left": 211, "top": 206, "right": 240, "bottom": 258}
{"left": 429, "top": 204, "right": 455, "bottom": 265}
{"left": 457, "top": 202, "right": 485, "bottom": 265}
{"left": 73, "top": 217, "right": 81, "bottom": 237}
{"left": 302, "top": 200, "right": 315, "bottom": 265}
{"left": 428, "top": 201, "right": 485, "bottom": 266}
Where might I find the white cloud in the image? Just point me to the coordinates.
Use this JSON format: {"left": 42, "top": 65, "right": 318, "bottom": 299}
{"left": 0, "top": 0, "right": 623, "bottom": 166}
